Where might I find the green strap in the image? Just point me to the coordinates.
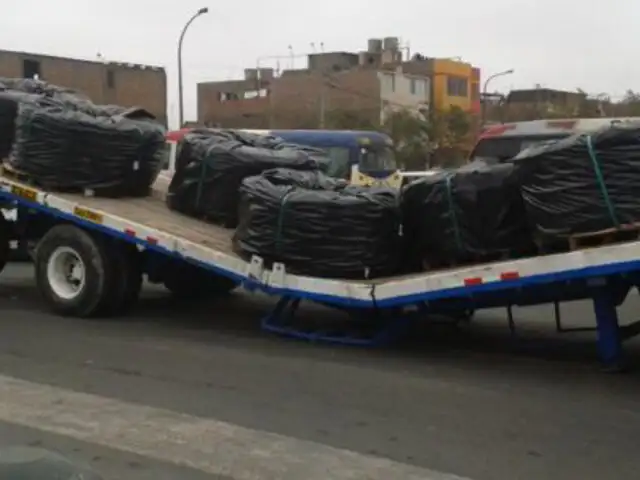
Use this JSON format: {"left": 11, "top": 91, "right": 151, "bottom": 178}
{"left": 444, "top": 173, "right": 464, "bottom": 252}
{"left": 275, "top": 189, "right": 293, "bottom": 254}
{"left": 585, "top": 134, "right": 619, "bottom": 228}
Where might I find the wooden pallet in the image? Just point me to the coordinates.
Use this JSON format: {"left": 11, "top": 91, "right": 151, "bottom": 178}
{"left": 421, "top": 249, "right": 520, "bottom": 271}
{"left": 2, "top": 161, "right": 97, "bottom": 198}
{"left": 0, "top": 161, "right": 155, "bottom": 199}
{"left": 567, "top": 224, "right": 640, "bottom": 251}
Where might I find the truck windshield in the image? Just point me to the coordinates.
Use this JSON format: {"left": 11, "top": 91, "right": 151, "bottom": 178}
{"left": 360, "top": 145, "right": 398, "bottom": 172}
{"left": 470, "top": 134, "right": 571, "bottom": 163}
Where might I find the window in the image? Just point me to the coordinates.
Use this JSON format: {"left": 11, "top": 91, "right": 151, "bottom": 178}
{"left": 410, "top": 78, "right": 416, "bottom": 95}
{"left": 446, "top": 76, "right": 468, "bottom": 97}
{"left": 22, "top": 59, "right": 41, "bottom": 79}
{"left": 323, "top": 147, "right": 352, "bottom": 179}
{"left": 470, "top": 134, "right": 570, "bottom": 163}
{"left": 360, "top": 145, "right": 398, "bottom": 172}
{"left": 106, "top": 69, "right": 115, "bottom": 89}
{"left": 243, "top": 88, "right": 268, "bottom": 99}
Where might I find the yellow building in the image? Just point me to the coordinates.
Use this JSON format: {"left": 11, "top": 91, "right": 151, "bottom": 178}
{"left": 430, "top": 58, "right": 475, "bottom": 111}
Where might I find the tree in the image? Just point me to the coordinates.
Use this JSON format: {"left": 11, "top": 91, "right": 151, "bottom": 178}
{"left": 620, "top": 90, "right": 640, "bottom": 116}
{"left": 428, "top": 107, "right": 473, "bottom": 167}
{"left": 381, "top": 108, "right": 433, "bottom": 170}
{"left": 325, "top": 109, "right": 379, "bottom": 130}
{"left": 381, "top": 106, "right": 474, "bottom": 170}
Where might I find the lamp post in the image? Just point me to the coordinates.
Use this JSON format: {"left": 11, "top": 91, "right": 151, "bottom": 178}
{"left": 481, "top": 68, "right": 514, "bottom": 125}
{"left": 177, "top": 7, "right": 208, "bottom": 127}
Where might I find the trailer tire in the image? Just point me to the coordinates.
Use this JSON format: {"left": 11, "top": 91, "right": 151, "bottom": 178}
{"left": 35, "top": 225, "right": 112, "bottom": 317}
{"left": 101, "top": 242, "right": 143, "bottom": 315}
{"left": 0, "top": 216, "right": 10, "bottom": 275}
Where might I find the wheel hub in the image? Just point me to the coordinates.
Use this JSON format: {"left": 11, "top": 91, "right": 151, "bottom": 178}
{"left": 46, "top": 246, "right": 86, "bottom": 300}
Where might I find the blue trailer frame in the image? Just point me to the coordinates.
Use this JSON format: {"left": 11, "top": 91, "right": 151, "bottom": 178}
{"left": 0, "top": 174, "right": 639, "bottom": 371}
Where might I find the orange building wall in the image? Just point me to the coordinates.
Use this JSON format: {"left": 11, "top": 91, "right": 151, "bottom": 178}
{"left": 431, "top": 58, "right": 473, "bottom": 112}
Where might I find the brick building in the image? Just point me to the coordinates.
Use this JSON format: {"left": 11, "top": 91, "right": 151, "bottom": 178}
{"left": 502, "top": 88, "right": 587, "bottom": 121}
{"left": 197, "top": 37, "right": 480, "bottom": 129}
{"left": 0, "top": 49, "right": 167, "bottom": 125}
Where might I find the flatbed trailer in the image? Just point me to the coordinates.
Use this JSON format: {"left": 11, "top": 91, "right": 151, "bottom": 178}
{"left": 1, "top": 172, "right": 639, "bottom": 370}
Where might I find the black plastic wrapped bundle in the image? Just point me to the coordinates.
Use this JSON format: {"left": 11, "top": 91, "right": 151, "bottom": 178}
{"left": 401, "top": 161, "right": 533, "bottom": 270}
{"left": 8, "top": 104, "right": 166, "bottom": 197}
{"left": 234, "top": 168, "right": 402, "bottom": 279}
{"left": 512, "top": 121, "right": 640, "bottom": 238}
{"left": 167, "top": 129, "right": 331, "bottom": 227}
{"left": 0, "top": 91, "right": 51, "bottom": 158}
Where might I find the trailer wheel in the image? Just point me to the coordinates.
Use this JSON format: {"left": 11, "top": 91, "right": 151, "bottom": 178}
{"left": 100, "top": 242, "right": 143, "bottom": 315}
{"left": 35, "top": 225, "right": 112, "bottom": 317}
{"left": 0, "top": 216, "right": 10, "bottom": 275}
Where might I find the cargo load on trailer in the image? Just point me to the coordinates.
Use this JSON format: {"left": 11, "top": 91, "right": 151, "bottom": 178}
{"left": 0, "top": 90, "right": 43, "bottom": 158}
{"left": 401, "top": 160, "right": 534, "bottom": 270}
{"left": 513, "top": 121, "right": 640, "bottom": 240}
{"left": 234, "top": 168, "right": 401, "bottom": 279}
{"left": 166, "top": 129, "right": 330, "bottom": 228}
{"left": 8, "top": 104, "right": 165, "bottom": 197}
{"left": 0, "top": 78, "right": 166, "bottom": 197}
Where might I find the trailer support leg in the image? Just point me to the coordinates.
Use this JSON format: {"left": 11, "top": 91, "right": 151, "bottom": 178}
{"left": 554, "top": 301, "right": 562, "bottom": 332}
{"left": 507, "top": 305, "right": 516, "bottom": 335}
{"left": 260, "top": 297, "right": 410, "bottom": 347}
{"left": 593, "top": 290, "right": 624, "bottom": 372}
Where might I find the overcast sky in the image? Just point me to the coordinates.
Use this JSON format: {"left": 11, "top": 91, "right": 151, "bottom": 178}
{"left": 2, "top": 0, "right": 638, "bottom": 128}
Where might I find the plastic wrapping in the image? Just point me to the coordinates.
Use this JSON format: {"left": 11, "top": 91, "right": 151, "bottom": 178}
{"left": 401, "top": 161, "right": 533, "bottom": 269}
{"left": 512, "top": 122, "right": 640, "bottom": 238}
{"left": 167, "top": 129, "right": 331, "bottom": 227}
{"left": 0, "top": 79, "right": 158, "bottom": 171}
{"left": 8, "top": 104, "right": 166, "bottom": 197}
{"left": 0, "top": 77, "right": 90, "bottom": 101}
{"left": 233, "top": 168, "right": 402, "bottom": 279}
{"left": 0, "top": 90, "right": 48, "bottom": 158}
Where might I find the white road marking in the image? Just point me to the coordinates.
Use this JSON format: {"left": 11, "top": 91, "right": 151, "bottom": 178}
{"left": 0, "top": 374, "right": 472, "bottom": 480}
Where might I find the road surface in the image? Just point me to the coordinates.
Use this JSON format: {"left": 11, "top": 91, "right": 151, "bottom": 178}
{"left": 1, "top": 263, "right": 640, "bottom": 480}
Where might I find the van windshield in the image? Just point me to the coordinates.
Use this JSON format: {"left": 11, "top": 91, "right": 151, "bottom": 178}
{"left": 470, "top": 134, "right": 571, "bottom": 163}
{"left": 360, "top": 145, "right": 398, "bottom": 172}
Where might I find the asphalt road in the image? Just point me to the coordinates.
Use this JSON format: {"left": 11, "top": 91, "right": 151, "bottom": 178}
{"left": 1, "top": 262, "right": 640, "bottom": 480}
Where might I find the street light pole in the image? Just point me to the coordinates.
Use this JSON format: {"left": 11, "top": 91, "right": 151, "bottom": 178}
{"left": 481, "top": 68, "right": 514, "bottom": 125}
{"left": 177, "top": 7, "right": 208, "bottom": 128}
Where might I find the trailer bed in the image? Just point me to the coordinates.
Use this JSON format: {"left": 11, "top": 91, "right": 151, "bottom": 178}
{"left": 3, "top": 173, "right": 640, "bottom": 309}
{"left": 56, "top": 192, "right": 236, "bottom": 255}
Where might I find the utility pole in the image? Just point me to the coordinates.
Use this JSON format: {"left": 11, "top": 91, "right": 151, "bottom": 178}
{"left": 481, "top": 68, "right": 514, "bottom": 125}
{"left": 319, "top": 73, "right": 327, "bottom": 128}
{"left": 177, "top": 7, "right": 208, "bottom": 128}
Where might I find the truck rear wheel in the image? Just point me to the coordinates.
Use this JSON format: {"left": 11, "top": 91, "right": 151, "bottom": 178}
{"left": 100, "top": 241, "right": 143, "bottom": 316}
{"left": 35, "top": 225, "right": 113, "bottom": 317}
